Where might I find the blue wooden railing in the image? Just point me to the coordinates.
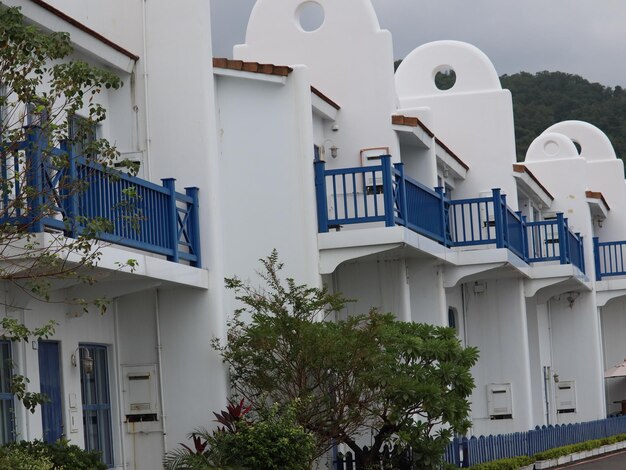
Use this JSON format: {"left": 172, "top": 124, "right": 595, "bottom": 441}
{"left": 445, "top": 415, "right": 626, "bottom": 467}
{"left": 594, "top": 238, "right": 626, "bottom": 280}
{"left": 0, "top": 126, "right": 201, "bottom": 266}
{"left": 314, "top": 157, "right": 585, "bottom": 273}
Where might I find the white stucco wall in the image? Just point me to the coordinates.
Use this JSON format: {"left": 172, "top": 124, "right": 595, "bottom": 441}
{"left": 396, "top": 41, "right": 518, "bottom": 205}
{"left": 234, "top": 0, "right": 400, "bottom": 169}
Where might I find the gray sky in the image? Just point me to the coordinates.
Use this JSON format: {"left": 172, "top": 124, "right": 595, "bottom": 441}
{"left": 210, "top": 0, "right": 626, "bottom": 88}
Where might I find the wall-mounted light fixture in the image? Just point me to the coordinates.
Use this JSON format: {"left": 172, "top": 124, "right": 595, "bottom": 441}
{"left": 323, "top": 140, "right": 339, "bottom": 159}
{"left": 566, "top": 291, "right": 580, "bottom": 308}
{"left": 71, "top": 346, "right": 94, "bottom": 374}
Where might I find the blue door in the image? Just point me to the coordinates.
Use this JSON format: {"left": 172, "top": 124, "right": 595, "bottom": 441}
{"left": 38, "top": 341, "right": 63, "bottom": 443}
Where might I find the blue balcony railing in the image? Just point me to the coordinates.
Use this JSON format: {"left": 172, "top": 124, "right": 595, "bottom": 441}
{"left": 593, "top": 238, "right": 626, "bottom": 280}
{"left": 314, "top": 156, "right": 585, "bottom": 273}
{"left": 0, "top": 126, "right": 201, "bottom": 267}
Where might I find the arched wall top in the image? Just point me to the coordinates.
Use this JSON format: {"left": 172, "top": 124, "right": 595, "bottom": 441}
{"left": 542, "top": 121, "right": 617, "bottom": 162}
{"left": 395, "top": 40, "right": 502, "bottom": 99}
{"left": 525, "top": 132, "right": 580, "bottom": 162}
{"left": 239, "top": 0, "right": 383, "bottom": 48}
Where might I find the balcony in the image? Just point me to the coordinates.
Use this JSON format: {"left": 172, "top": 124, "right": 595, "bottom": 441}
{"left": 314, "top": 156, "right": 585, "bottom": 274}
{"left": 594, "top": 239, "right": 626, "bottom": 281}
{"left": 0, "top": 127, "right": 201, "bottom": 268}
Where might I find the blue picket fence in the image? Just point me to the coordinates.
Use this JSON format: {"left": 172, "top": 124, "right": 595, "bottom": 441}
{"left": 0, "top": 126, "right": 201, "bottom": 266}
{"left": 314, "top": 157, "right": 585, "bottom": 273}
{"left": 444, "top": 415, "right": 626, "bottom": 467}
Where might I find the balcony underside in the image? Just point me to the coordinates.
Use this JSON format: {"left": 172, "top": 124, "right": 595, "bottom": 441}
{"left": 319, "top": 227, "right": 588, "bottom": 300}
{"left": 0, "top": 232, "right": 208, "bottom": 308}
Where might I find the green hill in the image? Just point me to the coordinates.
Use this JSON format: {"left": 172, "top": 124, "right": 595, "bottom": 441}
{"left": 501, "top": 71, "right": 626, "bottom": 162}
{"left": 393, "top": 63, "right": 626, "bottom": 164}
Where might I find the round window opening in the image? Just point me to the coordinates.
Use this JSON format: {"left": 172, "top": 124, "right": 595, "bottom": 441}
{"left": 434, "top": 66, "right": 456, "bottom": 91}
{"left": 296, "top": 1, "right": 325, "bottom": 32}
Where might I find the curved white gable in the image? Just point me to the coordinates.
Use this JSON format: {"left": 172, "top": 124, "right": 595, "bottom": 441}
{"left": 396, "top": 40, "right": 502, "bottom": 100}
{"left": 525, "top": 132, "right": 580, "bottom": 162}
{"left": 543, "top": 121, "right": 617, "bottom": 162}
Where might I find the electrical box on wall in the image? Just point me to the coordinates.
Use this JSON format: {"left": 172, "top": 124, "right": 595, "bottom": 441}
{"left": 487, "top": 383, "right": 513, "bottom": 419}
{"left": 122, "top": 364, "right": 159, "bottom": 422}
{"left": 556, "top": 380, "right": 577, "bottom": 414}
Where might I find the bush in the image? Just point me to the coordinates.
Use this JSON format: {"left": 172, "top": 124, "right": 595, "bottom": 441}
{"left": 0, "top": 440, "right": 106, "bottom": 470}
{"left": 0, "top": 446, "right": 53, "bottom": 470}
{"left": 469, "top": 455, "right": 534, "bottom": 469}
{"left": 164, "top": 403, "right": 316, "bottom": 470}
{"left": 533, "top": 433, "right": 626, "bottom": 461}
{"left": 210, "top": 409, "right": 315, "bottom": 469}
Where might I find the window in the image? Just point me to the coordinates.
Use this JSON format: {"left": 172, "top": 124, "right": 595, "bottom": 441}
{"left": 80, "top": 344, "right": 113, "bottom": 467}
{"left": 68, "top": 115, "right": 97, "bottom": 157}
{"left": 448, "top": 307, "right": 458, "bottom": 332}
{"left": 0, "top": 341, "right": 14, "bottom": 445}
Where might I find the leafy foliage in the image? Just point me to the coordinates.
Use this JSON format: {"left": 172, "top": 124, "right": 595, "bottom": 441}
{"left": 500, "top": 71, "right": 626, "bottom": 164}
{"left": 0, "top": 6, "right": 137, "bottom": 311}
{"left": 0, "top": 440, "right": 107, "bottom": 470}
{"left": 214, "top": 251, "right": 479, "bottom": 469}
{"left": 164, "top": 402, "right": 315, "bottom": 470}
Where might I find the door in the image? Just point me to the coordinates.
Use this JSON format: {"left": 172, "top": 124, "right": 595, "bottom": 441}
{"left": 38, "top": 341, "right": 63, "bottom": 443}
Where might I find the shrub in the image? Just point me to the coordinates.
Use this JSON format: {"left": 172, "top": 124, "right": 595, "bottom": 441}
{"left": 164, "top": 402, "right": 315, "bottom": 470}
{"left": 0, "top": 440, "right": 106, "bottom": 470}
{"left": 469, "top": 455, "right": 534, "bottom": 469}
{"left": 0, "top": 446, "right": 53, "bottom": 470}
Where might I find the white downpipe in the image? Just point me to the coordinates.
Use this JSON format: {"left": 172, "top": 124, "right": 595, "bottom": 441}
{"left": 113, "top": 301, "right": 128, "bottom": 469}
{"left": 20, "top": 309, "right": 30, "bottom": 441}
{"left": 155, "top": 290, "right": 168, "bottom": 452}
{"left": 141, "top": 0, "right": 152, "bottom": 180}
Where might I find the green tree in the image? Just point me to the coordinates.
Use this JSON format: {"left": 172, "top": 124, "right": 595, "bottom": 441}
{"left": 214, "top": 252, "right": 479, "bottom": 469}
{"left": 0, "top": 5, "right": 136, "bottom": 410}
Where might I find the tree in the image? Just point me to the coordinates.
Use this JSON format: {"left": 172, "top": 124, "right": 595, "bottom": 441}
{"left": 0, "top": 5, "right": 136, "bottom": 303}
{"left": 0, "top": 5, "right": 135, "bottom": 410}
{"left": 214, "top": 252, "right": 479, "bottom": 469}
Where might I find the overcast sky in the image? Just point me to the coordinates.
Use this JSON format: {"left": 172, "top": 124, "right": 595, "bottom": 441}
{"left": 211, "top": 0, "right": 626, "bottom": 88}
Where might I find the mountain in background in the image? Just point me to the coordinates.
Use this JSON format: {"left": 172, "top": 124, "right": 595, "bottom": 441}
{"left": 501, "top": 72, "right": 626, "bottom": 162}
{"left": 393, "top": 62, "right": 626, "bottom": 165}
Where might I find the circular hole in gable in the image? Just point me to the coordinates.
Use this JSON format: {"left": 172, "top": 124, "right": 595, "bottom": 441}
{"left": 572, "top": 140, "right": 582, "bottom": 155}
{"left": 434, "top": 65, "right": 456, "bottom": 91}
{"left": 296, "top": 1, "right": 325, "bottom": 32}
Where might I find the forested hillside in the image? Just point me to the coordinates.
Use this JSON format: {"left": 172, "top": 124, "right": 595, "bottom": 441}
{"left": 393, "top": 62, "right": 626, "bottom": 164}
{"left": 501, "top": 72, "right": 626, "bottom": 162}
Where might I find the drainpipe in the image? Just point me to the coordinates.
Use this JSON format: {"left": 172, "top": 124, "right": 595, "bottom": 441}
{"left": 141, "top": 0, "right": 152, "bottom": 180}
{"left": 155, "top": 290, "right": 168, "bottom": 452}
{"left": 113, "top": 301, "right": 128, "bottom": 468}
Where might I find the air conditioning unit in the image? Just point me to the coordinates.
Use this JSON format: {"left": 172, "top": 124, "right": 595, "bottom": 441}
{"left": 556, "top": 380, "right": 577, "bottom": 414}
{"left": 487, "top": 383, "right": 513, "bottom": 419}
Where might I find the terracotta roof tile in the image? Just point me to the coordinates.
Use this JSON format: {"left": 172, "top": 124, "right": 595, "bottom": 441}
{"left": 513, "top": 164, "right": 554, "bottom": 200}
{"left": 213, "top": 58, "right": 292, "bottom": 77}
{"left": 585, "top": 190, "right": 610, "bottom": 211}
{"left": 311, "top": 86, "right": 341, "bottom": 110}
{"left": 30, "top": 0, "right": 139, "bottom": 61}
{"left": 434, "top": 137, "right": 469, "bottom": 171}
{"left": 391, "top": 114, "right": 435, "bottom": 138}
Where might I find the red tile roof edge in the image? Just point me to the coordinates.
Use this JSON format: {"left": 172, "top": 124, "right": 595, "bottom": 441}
{"left": 585, "top": 190, "right": 611, "bottom": 211}
{"left": 391, "top": 114, "right": 435, "bottom": 138}
{"left": 311, "top": 86, "right": 340, "bottom": 110}
{"left": 213, "top": 58, "right": 293, "bottom": 77}
{"left": 434, "top": 137, "right": 470, "bottom": 171}
{"left": 513, "top": 164, "right": 554, "bottom": 200}
{"left": 30, "top": 0, "right": 139, "bottom": 61}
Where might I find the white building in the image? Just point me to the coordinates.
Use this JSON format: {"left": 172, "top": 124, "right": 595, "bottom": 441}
{"left": 2, "top": 0, "right": 626, "bottom": 468}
